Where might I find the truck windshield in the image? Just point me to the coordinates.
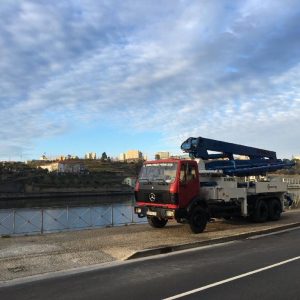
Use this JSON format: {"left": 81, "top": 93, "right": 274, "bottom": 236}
{"left": 139, "top": 163, "right": 178, "bottom": 183}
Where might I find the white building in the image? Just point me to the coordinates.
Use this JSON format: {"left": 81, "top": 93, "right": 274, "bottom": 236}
{"left": 85, "top": 152, "right": 97, "bottom": 159}
{"left": 123, "top": 177, "right": 137, "bottom": 188}
{"left": 119, "top": 153, "right": 126, "bottom": 161}
{"left": 40, "top": 162, "right": 85, "bottom": 173}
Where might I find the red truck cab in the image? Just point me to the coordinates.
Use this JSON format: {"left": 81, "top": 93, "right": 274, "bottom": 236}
{"left": 134, "top": 159, "right": 208, "bottom": 233}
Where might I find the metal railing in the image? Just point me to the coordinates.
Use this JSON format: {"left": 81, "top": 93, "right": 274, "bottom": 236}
{"left": 0, "top": 203, "right": 146, "bottom": 236}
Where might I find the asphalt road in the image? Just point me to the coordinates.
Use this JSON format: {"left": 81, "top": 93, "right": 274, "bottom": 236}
{"left": 1, "top": 227, "right": 300, "bottom": 300}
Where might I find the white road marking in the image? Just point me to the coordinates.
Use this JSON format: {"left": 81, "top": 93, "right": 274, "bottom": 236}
{"left": 247, "top": 226, "right": 300, "bottom": 239}
{"left": 163, "top": 256, "right": 300, "bottom": 300}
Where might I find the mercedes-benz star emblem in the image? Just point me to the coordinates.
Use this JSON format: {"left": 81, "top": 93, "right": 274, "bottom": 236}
{"left": 149, "top": 193, "right": 156, "bottom": 202}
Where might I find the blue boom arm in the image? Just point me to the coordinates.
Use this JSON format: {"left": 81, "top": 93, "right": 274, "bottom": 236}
{"left": 181, "top": 137, "right": 295, "bottom": 176}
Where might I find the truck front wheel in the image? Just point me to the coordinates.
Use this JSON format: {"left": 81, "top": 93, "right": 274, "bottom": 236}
{"left": 147, "top": 217, "right": 168, "bottom": 228}
{"left": 189, "top": 207, "right": 208, "bottom": 234}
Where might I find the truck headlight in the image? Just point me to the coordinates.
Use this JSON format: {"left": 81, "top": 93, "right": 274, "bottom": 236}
{"left": 166, "top": 210, "right": 175, "bottom": 217}
{"left": 135, "top": 207, "right": 142, "bottom": 213}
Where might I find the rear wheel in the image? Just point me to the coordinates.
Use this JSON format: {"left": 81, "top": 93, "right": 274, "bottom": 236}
{"left": 252, "top": 199, "right": 268, "bottom": 222}
{"left": 189, "top": 207, "right": 208, "bottom": 234}
{"left": 147, "top": 217, "right": 168, "bottom": 228}
{"left": 268, "top": 199, "right": 282, "bottom": 221}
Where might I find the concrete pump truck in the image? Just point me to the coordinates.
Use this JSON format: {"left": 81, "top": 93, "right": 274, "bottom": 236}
{"left": 134, "top": 137, "right": 294, "bottom": 233}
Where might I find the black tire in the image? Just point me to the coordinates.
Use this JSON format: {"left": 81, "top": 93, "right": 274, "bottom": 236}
{"left": 268, "top": 199, "right": 282, "bottom": 221}
{"left": 147, "top": 217, "right": 168, "bottom": 228}
{"left": 189, "top": 207, "right": 208, "bottom": 234}
{"left": 252, "top": 199, "right": 268, "bottom": 222}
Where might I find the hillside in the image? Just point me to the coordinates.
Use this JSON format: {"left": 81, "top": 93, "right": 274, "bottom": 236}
{"left": 0, "top": 160, "right": 143, "bottom": 193}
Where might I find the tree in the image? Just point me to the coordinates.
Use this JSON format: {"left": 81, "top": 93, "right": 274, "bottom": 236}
{"left": 101, "top": 152, "right": 108, "bottom": 161}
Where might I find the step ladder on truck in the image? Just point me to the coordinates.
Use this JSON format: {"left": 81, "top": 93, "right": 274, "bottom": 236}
{"left": 134, "top": 137, "right": 295, "bottom": 233}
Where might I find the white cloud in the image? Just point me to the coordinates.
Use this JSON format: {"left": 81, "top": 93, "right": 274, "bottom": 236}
{"left": 0, "top": 0, "right": 300, "bottom": 159}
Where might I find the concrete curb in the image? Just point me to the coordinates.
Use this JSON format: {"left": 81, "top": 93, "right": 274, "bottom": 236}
{"left": 127, "top": 222, "right": 300, "bottom": 260}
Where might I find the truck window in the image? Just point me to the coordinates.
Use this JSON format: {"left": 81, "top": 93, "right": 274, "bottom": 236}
{"left": 187, "top": 163, "right": 197, "bottom": 182}
{"left": 139, "top": 163, "right": 178, "bottom": 183}
{"left": 180, "top": 164, "right": 186, "bottom": 183}
{"left": 180, "top": 163, "right": 197, "bottom": 183}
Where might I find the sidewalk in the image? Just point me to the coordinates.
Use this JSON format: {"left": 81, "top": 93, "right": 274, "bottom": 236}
{"left": 0, "top": 209, "right": 299, "bottom": 281}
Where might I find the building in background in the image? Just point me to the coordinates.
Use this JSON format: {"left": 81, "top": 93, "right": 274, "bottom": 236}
{"left": 85, "top": 152, "right": 97, "bottom": 160}
{"left": 39, "top": 161, "right": 85, "bottom": 173}
{"left": 123, "top": 177, "right": 137, "bottom": 188}
{"left": 155, "top": 151, "right": 170, "bottom": 160}
{"left": 126, "top": 150, "right": 143, "bottom": 160}
{"left": 39, "top": 154, "right": 78, "bottom": 161}
{"left": 119, "top": 153, "right": 126, "bottom": 161}
{"left": 119, "top": 150, "right": 144, "bottom": 162}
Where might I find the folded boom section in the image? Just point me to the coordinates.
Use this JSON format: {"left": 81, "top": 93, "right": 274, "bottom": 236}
{"left": 181, "top": 136, "right": 294, "bottom": 176}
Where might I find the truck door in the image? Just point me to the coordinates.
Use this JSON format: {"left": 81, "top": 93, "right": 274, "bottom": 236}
{"left": 179, "top": 162, "right": 199, "bottom": 208}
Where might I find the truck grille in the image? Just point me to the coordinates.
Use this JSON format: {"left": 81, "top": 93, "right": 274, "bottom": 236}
{"left": 135, "top": 190, "right": 172, "bottom": 204}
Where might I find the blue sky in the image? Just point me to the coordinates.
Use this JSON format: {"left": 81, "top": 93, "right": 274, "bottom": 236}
{"left": 1, "top": 0, "right": 300, "bottom": 160}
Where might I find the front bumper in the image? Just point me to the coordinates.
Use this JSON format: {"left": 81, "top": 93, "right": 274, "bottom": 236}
{"left": 134, "top": 206, "right": 176, "bottom": 219}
